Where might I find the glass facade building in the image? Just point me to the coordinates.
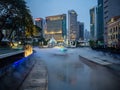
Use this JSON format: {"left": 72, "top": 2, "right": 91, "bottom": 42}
{"left": 77, "top": 22, "right": 84, "bottom": 40}
{"left": 97, "top": 0, "right": 104, "bottom": 43}
{"left": 45, "top": 14, "right": 66, "bottom": 43}
{"left": 90, "top": 7, "right": 97, "bottom": 41}
{"left": 68, "top": 10, "right": 77, "bottom": 41}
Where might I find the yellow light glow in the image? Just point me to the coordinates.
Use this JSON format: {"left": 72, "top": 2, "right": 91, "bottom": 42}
{"left": 57, "top": 40, "right": 64, "bottom": 42}
{"left": 49, "top": 17, "right": 63, "bottom": 21}
{"left": 45, "top": 30, "right": 62, "bottom": 34}
{"left": 24, "top": 45, "right": 33, "bottom": 57}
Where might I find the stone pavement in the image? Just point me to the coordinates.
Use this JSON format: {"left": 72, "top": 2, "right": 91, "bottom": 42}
{"left": 77, "top": 48, "right": 120, "bottom": 65}
{"left": 79, "top": 55, "right": 120, "bottom": 77}
{"left": 79, "top": 55, "right": 112, "bottom": 66}
{"left": 79, "top": 54, "right": 120, "bottom": 73}
{"left": 19, "top": 56, "right": 48, "bottom": 90}
{"left": 76, "top": 47, "right": 120, "bottom": 73}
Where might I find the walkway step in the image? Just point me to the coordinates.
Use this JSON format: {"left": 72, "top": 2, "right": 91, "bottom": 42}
{"left": 79, "top": 55, "right": 112, "bottom": 66}
{"left": 19, "top": 57, "right": 48, "bottom": 90}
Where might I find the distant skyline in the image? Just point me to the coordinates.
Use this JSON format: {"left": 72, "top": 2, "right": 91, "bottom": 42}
{"left": 26, "top": 0, "right": 97, "bottom": 31}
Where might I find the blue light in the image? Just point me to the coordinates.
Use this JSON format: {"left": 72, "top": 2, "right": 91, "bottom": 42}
{"left": 60, "top": 48, "right": 64, "bottom": 52}
{"left": 12, "top": 57, "right": 28, "bottom": 68}
{"left": 60, "top": 47, "right": 67, "bottom": 52}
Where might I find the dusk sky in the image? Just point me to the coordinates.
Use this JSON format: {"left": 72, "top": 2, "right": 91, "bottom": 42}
{"left": 26, "top": 0, "right": 97, "bottom": 31}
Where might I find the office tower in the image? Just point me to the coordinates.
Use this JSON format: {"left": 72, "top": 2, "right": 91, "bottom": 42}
{"left": 84, "top": 29, "right": 90, "bottom": 42}
{"left": 45, "top": 14, "right": 66, "bottom": 43}
{"left": 97, "top": 0, "right": 104, "bottom": 43}
{"left": 68, "top": 10, "right": 77, "bottom": 41}
{"left": 77, "top": 22, "right": 84, "bottom": 41}
{"left": 90, "top": 7, "right": 97, "bottom": 41}
{"left": 35, "top": 18, "right": 43, "bottom": 29}
{"left": 35, "top": 18, "right": 44, "bottom": 37}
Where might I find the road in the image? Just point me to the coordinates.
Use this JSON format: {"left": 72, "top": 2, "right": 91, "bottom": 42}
{"left": 34, "top": 47, "right": 120, "bottom": 90}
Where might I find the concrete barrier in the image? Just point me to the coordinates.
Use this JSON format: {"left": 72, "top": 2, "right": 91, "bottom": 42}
{"left": 0, "top": 51, "right": 24, "bottom": 68}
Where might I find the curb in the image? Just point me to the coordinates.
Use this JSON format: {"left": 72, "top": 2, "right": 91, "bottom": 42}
{"left": 79, "top": 55, "right": 111, "bottom": 66}
{"left": 79, "top": 55, "right": 120, "bottom": 75}
{"left": 17, "top": 59, "right": 36, "bottom": 90}
{"left": 19, "top": 56, "right": 48, "bottom": 90}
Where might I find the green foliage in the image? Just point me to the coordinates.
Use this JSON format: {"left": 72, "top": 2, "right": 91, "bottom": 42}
{"left": 89, "top": 40, "right": 96, "bottom": 47}
{"left": 32, "top": 25, "right": 42, "bottom": 37}
{"left": 0, "top": 0, "right": 33, "bottom": 42}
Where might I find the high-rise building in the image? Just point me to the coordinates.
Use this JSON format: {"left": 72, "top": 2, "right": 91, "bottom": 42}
{"left": 68, "top": 10, "right": 77, "bottom": 41}
{"left": 97, "top": 0, "right": 104, "bottom": 43}
{"left": 77, "top": 22, "right": 84, "bottom": 40}
{"left": 103, "top": 0, "right": 120, "bottom": 46}
{"left": 90, "top": 7, "right": 97, "bottom": 41}
{"left": 77, "top": 22, "right": 80, "bottom": 40}
{"left": 84, "top": 29, "right": 90, "bottom": 42}
{"left": 35, "top": 18, "right": 44, "bottom": 37}
{"left": 35, "top": 18, "right": 43, "bottom": 29}
{"left": 45, "top": 14, "right": 66, "bottom": 43}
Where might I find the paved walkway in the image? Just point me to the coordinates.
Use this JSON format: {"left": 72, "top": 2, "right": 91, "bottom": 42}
{"left": 78, "top": 48, "right": 120, "bottom": 72}
{"left": 79, "top": 55, "right": 112, "bottom": 66}
{"left": 76, "top": 48, "right": 120, "bottom": 65}
{"left": 19, "top": 56, "right": 48, "bottom": 90}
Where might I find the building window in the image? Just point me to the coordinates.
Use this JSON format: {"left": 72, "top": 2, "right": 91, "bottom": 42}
{"left": 104, "top": 5, "right": 108, "bottom": 9}
{"left": 104, "top": 0, "right": 108, "bottom": 4}
{"left": 114, "top": 27, "right": 116, "bottom": 32}
{"left": 117, "top": 34, "right": 118, "bottom": 39}
{"left": 110, "top": 29, "right": 112, "bottom": 33}
{"left": 110, "top": 36, "right": 112, "bottom": 40}
{"left": 104, "top": 16, "right": 108, "bottom": 19}
{"left": 104, "top": 10, "right": 108, "bottom": 14}
{"left": 116, "top": 26, "right": 117, "bottom": 32}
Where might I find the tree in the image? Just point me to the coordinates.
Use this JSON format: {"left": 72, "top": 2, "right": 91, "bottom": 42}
{"left": 89, "top": 40, "right": 96, "bottom": 48}
{"left": 0, "top": 0, "right": 34, "bottom": 44}
{"left": 33, "top": 25, "right": 42, "bottom": 36}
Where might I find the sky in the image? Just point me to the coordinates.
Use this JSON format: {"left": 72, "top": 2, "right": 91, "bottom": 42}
{"left": 26, "top": 0, "right": 97, "bottom": 31}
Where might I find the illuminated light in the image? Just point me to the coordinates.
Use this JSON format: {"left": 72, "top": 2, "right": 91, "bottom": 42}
{"left": 18, "top": 41, "right": 21, "bottom": 44}
{"left": 49, "top": 17, "right": 62, "bottom": 21}
{"left": 57, "top": 40, "right": 64, "bottom": 42}
{"left": 35, "top": 18, "right": 41, "bottom": 21}
{"left": 12, "top": 57, "right": 27, "bottom": 68}
{"left": 45, "top": 31, "right": 62, "bottom": 34}
{"left": 54, "top": 46, "right": 60, "bottom": 49}
{"left": 60, "top": 48, "right": 64, "bottom": 52}
{"left": 44, "top": 30, "right": 48, "bottom": 34}
{"left": 24, "top": 45, "right": 33, "bottom": 57}
{"left": 14, "top": 42, "right": 18, "bottom": 47}
{"left": 58, "top": 46, "right": 67, "bottom": 52}
{"left": 111, "top": 18, "right": 114, "bottom": 22}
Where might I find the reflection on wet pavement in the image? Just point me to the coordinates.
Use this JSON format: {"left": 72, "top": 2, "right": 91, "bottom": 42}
{"left": 35, "top": 48, "right": 120, "bottom": 90}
